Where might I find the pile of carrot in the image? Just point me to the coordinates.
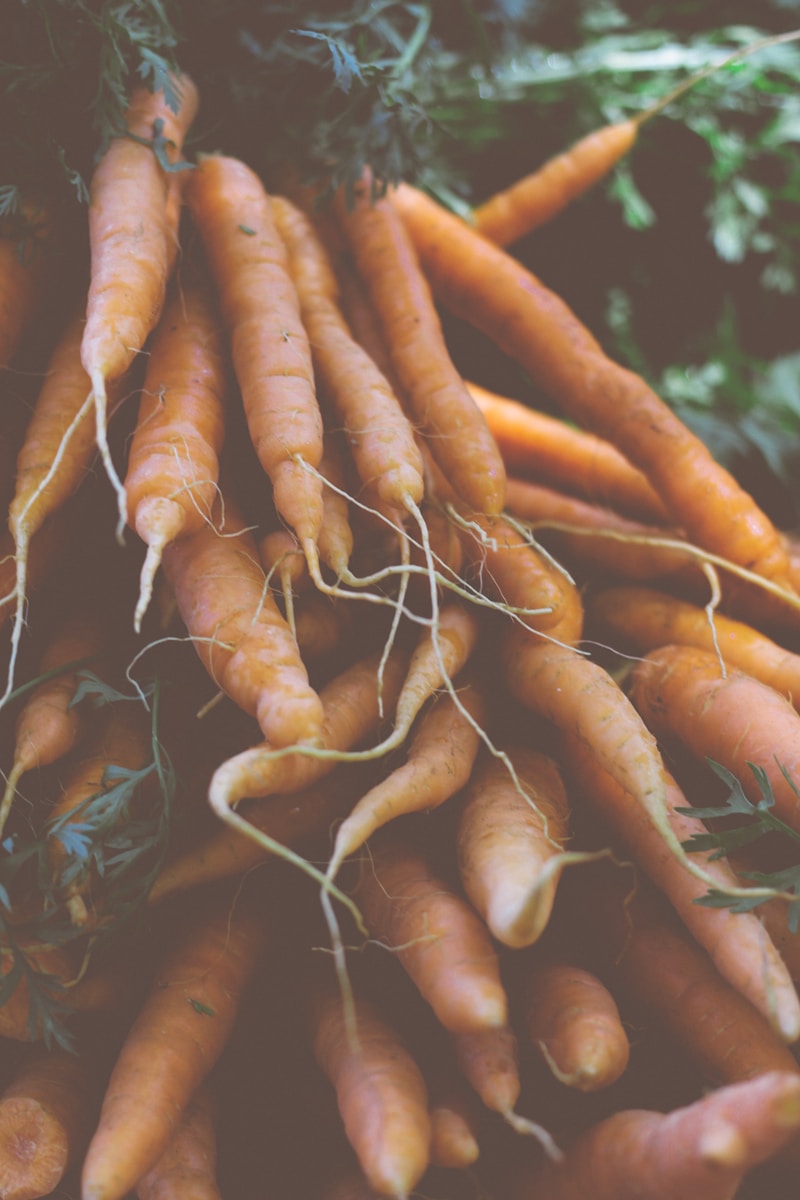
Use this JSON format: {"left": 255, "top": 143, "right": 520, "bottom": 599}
{"left": 2, "top": 60, "right": 800, "bottom": 1200}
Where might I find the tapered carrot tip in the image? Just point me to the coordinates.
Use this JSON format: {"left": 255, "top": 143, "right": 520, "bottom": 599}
{"left": 486, "top": 874, "right": 560, "bottom": 948}
{"left": 0, "top": 1098, "right": 69, "bottom": 1200}
{"left": 430, "top": 1107, "right": 480, "bottom": 1169}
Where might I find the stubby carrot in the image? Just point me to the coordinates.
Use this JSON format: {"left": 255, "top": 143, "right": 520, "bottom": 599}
{"left": 335, "top": 180, "right": 506, "bottom": 517}
{"left": 311, "top": 975, "right": 431, "bottom": 1198}
{"left": 161, "top": 495, "right": 324, "bottom": 749}
{"left": 124, "top": 276, "right": 227, "bottom": 632}
{"left": 456, "top": 747, "right": 571, "bottom": 949}
{"left": 466, "top": 382, "right": 668, "bottom": 522}
{"left": 134, "top": 1085, "right": 221, "bottom": 1200}
{"left": 351, "top": 838, "right": 508, "bottom": 1035}
{"left": 81, "top": 893, "right": 268, "bottom": 1200}
{"left": 429, "top": 1086, "right": 481, "bottom": 1169}
{"left": 391, "top": 184, "right": 793, "bottom": 590}
{"left": 512, "top": 1071, "right": 800, "bottom": 1200}
{"left": 186, "top": 156, "right": 324, "bottom": 555}
{"left": 82, "top": 75, "right": 199, "bottom": 529}
{"left": 519, "top": 958, "right": 630, "bottom": 1092}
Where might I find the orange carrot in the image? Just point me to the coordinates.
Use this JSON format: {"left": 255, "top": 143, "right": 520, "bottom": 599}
{"left": 328, "top": 681, "right": 486, "bottom": 878}
{"left": 390, "top": 602, "right": 479, "bottom": 747}
{"left": 629, "top": 643, "right": 800, "bottom": 836}
{"left": 161, "top": 495, "right": 324, "bottom": 748}
{"left": 0, "top": 202, "right": 50, "bottom": 370}
{"left": 391, "top": 184, "right": 793, "bottom": 589}
{"left": 351, "top": 838, "right": 508, "bottom": 1035}
{"left": 81, "top": 893, "right": 267, "bottom": 1200}
{"left": 429, "top": 1087, "right": 481, "bottom": 1169}
{"left": 589, "top": 585, "right": 800, "bottom": 705}
{"left": 124, "top": 277, "right": 227, "bottom": 632}
{"left": 466, "top": 381, "right": 668, "bottom": 523}
{"left": 186, "top": 156, "right": 324, "bottom": 553}
{"left": 0, "top": 1040, "right": 95, "bottom": 1200}
{"left": 335, "top": 180, "right": 506, "bottom": 517}
{"left": 513, "top": 1071, "right": 800, "bottom": 1200}
{"left": 316, "top": 432, "right": 356, "bottom": 579}
{"left": 82, "top": 75, "right": 199, "bottom": 528}
{"left": 519, "top": 958, "right": 630, "bottom": 1092}
{"left": 134, "top": 1085, "right": 221, "bottom": 1200}
{"left": 456, "top": 746, "right": 571, "bottom": 949}
{"left": 311, "top": 975, "right": 431, "bottom": 1198}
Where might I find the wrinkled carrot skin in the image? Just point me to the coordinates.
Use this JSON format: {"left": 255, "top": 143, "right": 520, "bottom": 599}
{"left": 513, "top": 1071, "right": 800, "bottom": 1200}
{"left": 456, "top": 747, "right": 570, "bottom": 948}
{"left": 186, "top": 157, "right": 324, "bottom": 548}
{"left": 392, "top": 184, "right": 792, "bottom": 587}
{"left": 311, "top": 983, "right": 431, "bottom": 1198}
{"left": 82, "top": 77, "right": 199, "bottom": 387}
{"left": 453, "top": 1024, "right": 522, "bottom": 1116}
{"left": 0, "top": 1041, "right": 95, "bottom": 1200}
{"left": 351, "top": 840, "right": 508, "bottom": 1035}
{"left": 466, "top": 381, "right": 668, "bottom": 523}
{"left": 81, "top": 897, "right": 267, "bottom": 1200}
{"left": 135, "top": 1085, "right": 221, "bottom": 1200}
{"left": 629, "top": 644, "right": 800, "bottom": 835}
{"left": 335, "top": 182, "right": 506, "bottom": 517}
{"left": 0, "top": 204, "right": 49, "bottom": 370}
{"left": 460, "top": 516, "right": 570, "bottom": 634}
{"left": 520, "top": 959, "right": 630, "bottom": 1092}
{"left": 161, "top": 497, "right": 324, "bottom": 748}
{"left": 589, "top": 585, "right": 800, "bottom": 706}
{"left": 272, "top": 196, "right": 424, "bottom": 516}
{"left": 564, "top": 734, "right": 800, "bottom": 1038}
{"left": 472, "top": 120, "right": 638, "bottom": 247}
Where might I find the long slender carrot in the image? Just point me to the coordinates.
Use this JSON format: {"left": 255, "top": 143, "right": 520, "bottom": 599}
{"left": 519, "top": 958, "right": 630, "bottom": 1092}
{"left": 82, "top": 75, "right": 199, "bottom": 530}
{"left": 161, "top": 495, "right": 324, "bottom": 749}
{"left": 350, "top": 838, "right": 508, "bottom": 1035}
{"left": 466, "top": 381, "right": 668, "bottom": 522}
{"left": 134, "top": 1085, "right": 221, "bottom": 1200}
{"left": 391, "top": 184, "right": 794, "bottom": 591}
{"left": 124, "top": 276, "right": 227, "bottom": 632}
{"left": 81, "top": 893, "right": 268, "bottom": 1200}
{"left": 311, "top": 973, "right": 431, "bottom": 1199}
{"left": 513, "top": 1071, "right": 800, "bottom": 1200}
{"left": 334, "top": 180, "right": 506, "bottom": 518}
{"left": 186, "top": 156, "right": 324, "bottom": 554}
{"left": 456, "top": 746, "right": 571, "bottom": 949}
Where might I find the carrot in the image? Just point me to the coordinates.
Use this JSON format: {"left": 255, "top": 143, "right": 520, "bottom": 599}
{"left": 628, "top": 643, "right": 800, "bottom": 836}
{"left": 0, "top": 202, "right": 50, "bottom": 370}
{"left": 271, "top": 195, "right": 424, "bottom": 522}
{"left": 124, "top": 276, "right": 227, "bottom": 632}
{"left": 513, "top": 1071, "right": 800, "bottom": 1200}
{"left": 350, "top": 838, "right": 508, "bottom": 1035}
{"left": 161, "top": 495, "right": 324, "bottom": 749}
{"left": 327, "top": 681, "right": 486, "bottom": 880}
{"left": 134, "top": 1085, "right": 221, "bottom": 1200}
{"left": 80, "top": 892, "right": 268, "bottom": 1200}
{"left": 334, "top": 180, "right": 506, "bottom": 517}
{"left": 589, "top": 585, "right": 800, "bottom": 705}
{"left": 311, "top": 974, "right": 431, "bottom": 1198}
{"left": 390, "top": 602, "right": 479, "bottom": 745}
{"left": 82, "top": 75, "right": 199, "bottom": 531}
{"left": 0, "top": 1040, "right": 95, "bottom": 1200}
{"left": 455, "top": 746, "right": 572, "bottom": 949}
{"left": 429, "top": 1087, "right": 481, "bottom": 1169}
{"left": 519, "top": 958, "right": 630, "bottom": 1092}
{"left": 563, "top": 732, "right": 800, "bottom": 1040}
{"left": 185, "top": 156, "right": 324, "bottom": 555}
{"left": 466, "top": 381, "right": 668, "bottom": 522}
{"left": 391, "top": 183, "right": 794, "bottom": 590}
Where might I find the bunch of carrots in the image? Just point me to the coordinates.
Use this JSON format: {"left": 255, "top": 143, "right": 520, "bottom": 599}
{"left": 2, "top": 39, "right": 800, "bottom": 1199}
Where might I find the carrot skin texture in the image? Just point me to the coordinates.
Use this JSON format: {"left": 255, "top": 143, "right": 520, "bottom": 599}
{"left": 513, "top": 1071, "right": 800, "bottom": 1200}
{"left": 311, "top": 983, "right": 431, "bottom": 1198}
{"left": 429, "top": 1090, "right": 481, "bottom": 1168}
{"left": 453, "top": 1024, "right": 522, "bottom": 1116}
{"left": 81, "top": 897, "right": 267, "bottom": 1200}
{"left": 352, "top": 840, "right": 508, "bottom": 1035}
{"left": 459, "top": 516, "right": 570, "bottom": 634}
{"left": 392, "top": 184, "right": 791, "bottom": 586}
{"left": 186, "top": 157, "right": 324, "bottom": 547}
{"left": 134, "top": 1085, "right": 221, "bottom": 1200}
{"left": 520, "top": 960, "right": 630, "bottom": 1092}
{"left": 472, "top": 120, "right": 638, "bottom": 246}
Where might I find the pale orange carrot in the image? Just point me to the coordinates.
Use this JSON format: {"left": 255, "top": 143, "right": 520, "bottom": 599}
{"left": 0, "top": 201, "right": 50, "bottom": 370}
{"left": 134, "top": 1085, "right": 221, "bottom": 1200}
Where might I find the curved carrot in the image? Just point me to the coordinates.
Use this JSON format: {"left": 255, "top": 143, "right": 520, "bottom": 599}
{"left": 391, "top": 184, "right": 793, "bottom": 589}
{"left": 82, "top": 75, "right": 199, "bottom": 530}
{"left": 125, "top": 276, "right": 227, "bottom": 632}
{"left": 186, "top": 156, "right": 324, "bottom": 553}
{"left": 134, "top": 1085, "right": 221, "bottom": 1200}
{"left": 466, "top": 381, "right": 668, "bottom": 522}
{"left": 334, "top": 181, "right": 506, "bottom": 517}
